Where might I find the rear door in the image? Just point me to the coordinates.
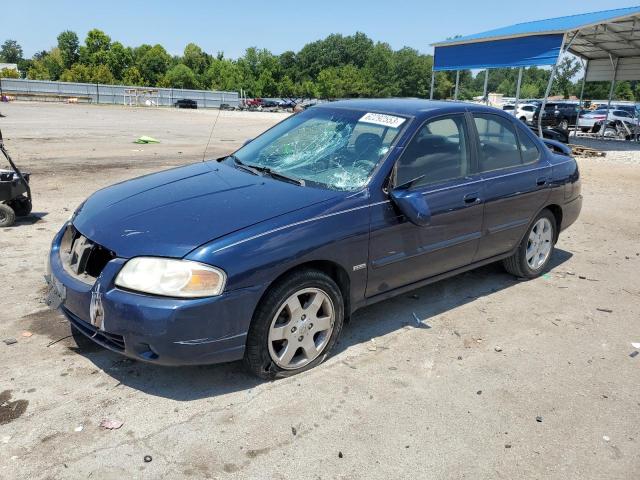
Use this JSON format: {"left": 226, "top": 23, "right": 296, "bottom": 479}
{"left": 366, "top": 113, "right": 485, "bottom": 296}
{"left": 471, "top": 113, "right": 551, "bottom": 261}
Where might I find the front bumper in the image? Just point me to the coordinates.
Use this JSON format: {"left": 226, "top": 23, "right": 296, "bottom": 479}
{"left": 46, "top": 224, "right": 263, "bottom": 366}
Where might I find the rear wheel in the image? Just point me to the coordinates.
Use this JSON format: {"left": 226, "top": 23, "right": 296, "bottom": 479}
{"left": 559, "top": 118, "right": 569, "bottom": 131}
{"left": 503, "top": 209, "right": 556, "bottom": 279}
{"left": 519, "top": 116, "right": 527, "bottom": 123}
{"left": 244, "top": 269, "right": 344, "bottom": 379}
{"left": 0, "top": 203, "right": 16, "bottom": 227}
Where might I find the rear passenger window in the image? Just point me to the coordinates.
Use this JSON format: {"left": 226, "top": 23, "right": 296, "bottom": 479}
{"left": 516, "top": 127, "right": 540, "bottom": 164}
{"left": 395, "top": 115, "right": 469, "bottom": 188}
{"left": 474, "top": 114, "right": 521, "bottom": 171}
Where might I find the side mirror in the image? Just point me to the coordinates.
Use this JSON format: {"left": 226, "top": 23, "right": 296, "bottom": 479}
{"left": 389, "top": 188, "right": 431, "bottom": 226}
{"left": 242, "top": 138, "right": 253, "bottom": 146}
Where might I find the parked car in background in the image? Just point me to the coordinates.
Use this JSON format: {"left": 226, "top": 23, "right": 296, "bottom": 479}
{"left": 532, "top": 102, "right": 581, "bottom": 130}
{"left": 503, "top": 103, "right": 536, "bottom": 124}
{"left": 174, "top": 99, "right": 198, "bottom": 109}
{"left": 578, "top": 108, "right": 639, "bottom": 132}
{"left": 45, "top": 99, "right": 581, "bottom": 378}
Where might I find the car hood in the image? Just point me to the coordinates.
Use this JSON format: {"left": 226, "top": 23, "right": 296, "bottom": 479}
{"left": 73, "top": 161, "right": 341, "bottom": 258}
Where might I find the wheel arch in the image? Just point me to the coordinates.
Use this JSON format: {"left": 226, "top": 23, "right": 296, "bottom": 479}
{"left": 254, "top": 260, "right": 352, "bottom": 323}
{"left": 545, "top": 204, "right": 563, "bottom": 241}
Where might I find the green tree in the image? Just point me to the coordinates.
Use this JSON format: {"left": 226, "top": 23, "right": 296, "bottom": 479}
{"left": 60, "top": 64, "right": 92, "bottom": 83}
{"left": 42, "top": 48, "right": 65, "bottom": 80}
{"left": 162, "top": 64, "right": 199, "bottom": 89}
{"left": 205, "top": 59, "right": 242, "bottom": 91}
{"left": 615, "top": 81, "right": 634, "bottom": 101}
{"left": 0, "top": 67, "right": 19, "bottom": 78}
{"left": 137, "top": 44, "right": 171, "bottom": 85}
{"left": 553, "top": 57, "right": 581, "bottom": 99}
{"left": 183, "top": 43, "right": 208, "bottom": 74}
{"left": 27, "top": 60, "right": 50, "bottom": 80}
{"left": 57, "top": 30, "right": 79, "bottom": 69}
{"left": 122, "top": 66, "right": 144, "bottom": 86}
{"left": 0, "top": 40, "right": 23, "bottom": 63}
{"left": 91, "top": 64, "right": 115, "bottom": 84}
{"left": 85, "top": 29, "right": 111, "bottom": 55}
{"left": 107, "top": 42, "right": 133, "bottom": 80}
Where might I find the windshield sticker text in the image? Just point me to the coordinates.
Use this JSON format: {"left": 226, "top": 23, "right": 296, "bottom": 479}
{"left": 359, "top": 113, "right": 405, "bottom": 128}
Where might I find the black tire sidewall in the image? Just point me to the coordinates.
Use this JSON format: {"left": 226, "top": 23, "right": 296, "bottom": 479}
{"left": 0, "top": 203, "right": 16, "bottom": 227}
{"left": 517, "top": 210, "right": 556, "bottom": 278}
{"left": 245, "top": 270, "right": 344, "bottom": 379}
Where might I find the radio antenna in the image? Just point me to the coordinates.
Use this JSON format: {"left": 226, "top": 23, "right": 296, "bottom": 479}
{"left": 202, "top": 106, "right": 223, "bottom": 162}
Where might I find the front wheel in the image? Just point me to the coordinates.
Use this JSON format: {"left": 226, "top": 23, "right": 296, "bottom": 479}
{"left": 244, "top": 270, "right": 344, "bottom": 379}
{"left": 9, "top": 195, "right": 32, "bottom": 217}
{"left": 558, "top": 119, "right": 569, "bottom": 131}
{"left": 503, "top": 209, "right": 556, "bottom": 278}
{"left": 0, "top": 203, "right": 16, "bottom": 227}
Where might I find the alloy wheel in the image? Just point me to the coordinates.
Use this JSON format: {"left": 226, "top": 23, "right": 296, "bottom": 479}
{"left": 268, "top": 287, "right": 335, "bottom": 370}
{"left": 526, "top": 217, "right": 553, "bottom": 270}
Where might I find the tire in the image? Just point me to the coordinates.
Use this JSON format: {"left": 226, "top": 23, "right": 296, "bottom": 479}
{"left": 503, "top": 209, "right": 556, "bottom": 279}
{"left": 519, "top": 116, "right": 527, "bottom": 123}
{"left": 558, "top": 119, "right": 569, "bottom": 131}
{"left": 8, "top": 195, "right": 32, "bottom": 217}
{"left": 0, "top": 203, "right": 16, "bottom": 227}
{"left": 244, "top": 269, "right": 344, "bottom": 379}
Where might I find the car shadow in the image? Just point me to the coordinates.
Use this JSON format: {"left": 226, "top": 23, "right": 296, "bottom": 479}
{"left": 11, "top": 211, "right": 48, "bottom": 226}
{"left": 59, "top": 249, "right": 573, "bottom": 401}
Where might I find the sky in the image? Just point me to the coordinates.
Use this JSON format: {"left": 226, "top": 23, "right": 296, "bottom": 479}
{"left": 4, "top": 1, "right": 640, "bottom": 59}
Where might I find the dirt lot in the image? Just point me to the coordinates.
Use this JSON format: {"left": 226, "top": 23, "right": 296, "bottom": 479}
{"left": 0, "top": 102, "right": 639, "bottom": 480}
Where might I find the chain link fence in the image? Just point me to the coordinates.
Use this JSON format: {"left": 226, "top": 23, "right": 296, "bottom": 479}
{"left": 0, "top": 78, "right": 239, "bottom": 109}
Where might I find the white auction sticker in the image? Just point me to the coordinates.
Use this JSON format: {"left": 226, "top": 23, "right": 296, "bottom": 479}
{"left": 359, "top": 112, "right": 406, "bottom": 128}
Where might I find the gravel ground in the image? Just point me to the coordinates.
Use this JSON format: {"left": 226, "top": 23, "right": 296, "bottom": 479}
{"left": 0, "top": 102, "right": 639, "bottom": 480}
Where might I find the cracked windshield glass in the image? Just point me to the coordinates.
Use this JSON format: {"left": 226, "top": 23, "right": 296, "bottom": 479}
{"left": 231, "top": 108, "right": 406, "bottom": 190}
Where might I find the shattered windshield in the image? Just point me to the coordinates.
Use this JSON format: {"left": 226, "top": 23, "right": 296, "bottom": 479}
{"left": 231, "top": 107, "right": 406, "bottom": 191}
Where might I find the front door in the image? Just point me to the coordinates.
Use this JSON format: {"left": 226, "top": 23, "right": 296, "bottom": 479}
{"left": 366, "top": 114, "right": 485, "bottom": 297}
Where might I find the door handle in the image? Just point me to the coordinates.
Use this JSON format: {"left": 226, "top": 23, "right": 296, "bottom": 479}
{"left": 463, "top": 192, "right": 481, "bottom": 204}
{"left": 536, "top": 177, "right": 548, "bottom": 186}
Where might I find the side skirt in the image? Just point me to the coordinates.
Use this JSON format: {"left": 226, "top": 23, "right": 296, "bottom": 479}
{"left": 353, "top": 249, "right": 516, "bottom": 313}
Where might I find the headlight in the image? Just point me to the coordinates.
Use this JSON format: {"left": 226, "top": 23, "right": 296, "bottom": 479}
{"left": 115, "top": 257, "right": 226, "bottom": 298}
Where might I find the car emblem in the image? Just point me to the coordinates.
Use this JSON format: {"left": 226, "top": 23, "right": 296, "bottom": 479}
{"left": 90, "top": 286, "right": 105, "bottom": 330}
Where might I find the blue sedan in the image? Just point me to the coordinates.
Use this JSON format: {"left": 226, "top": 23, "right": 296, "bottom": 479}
{"left": 45, "top": 99, "right": 582, "bottom": 378}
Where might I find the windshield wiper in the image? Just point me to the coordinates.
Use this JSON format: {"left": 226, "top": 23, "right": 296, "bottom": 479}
{"left": 256, "top": 166, "right": 305, "bottom": 186}
{"left": 229, "top": 155, "right": 261, "bottom": 176}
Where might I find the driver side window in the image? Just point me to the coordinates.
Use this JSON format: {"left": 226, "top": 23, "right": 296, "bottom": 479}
{"left": 395, "top": 115, "right": 470, "bottom": 188}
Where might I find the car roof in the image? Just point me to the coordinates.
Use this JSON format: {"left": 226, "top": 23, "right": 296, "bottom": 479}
{"left": 315, "top": 98, "right": 475, "bottom": 117}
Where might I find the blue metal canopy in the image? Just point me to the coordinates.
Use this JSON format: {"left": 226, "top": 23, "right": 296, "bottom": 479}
{"left": 432, "top": 6, "right": 640, "bottom": 71}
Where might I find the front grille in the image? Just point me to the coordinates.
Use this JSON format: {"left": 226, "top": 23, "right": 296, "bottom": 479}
{"left": 60, "top": 225, "right": 115, "bottom": 282}
{"left": 65, "top": 307, "right": 126, "bottom": 351}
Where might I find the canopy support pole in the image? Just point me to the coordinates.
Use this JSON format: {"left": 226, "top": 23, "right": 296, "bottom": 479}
{"left": 573, "top": 59, "right": 588, "bottom": 138}
{"left": 601, "top": 54, "right": 619, "bottom": 139}
{"left": 483, "top": 70, "right": 489, "bottom": 105}
{"left": 514, "top": 67, "right": 523, "bottom": 120}
{"left": 454, "top": 70, "right": 460, "bottom": 100}
{"left": 538, "top": 33, "right": 572, "bottom": 137}
{"left": 429, "top": 65, "right": 435, "bottom": 100}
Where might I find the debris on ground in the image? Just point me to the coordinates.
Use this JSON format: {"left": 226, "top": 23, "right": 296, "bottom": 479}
{"left": 536, "top": 416, "right": 543, "bottom": 423}
{"left": 291, "top": 426, "right": 297, "bottom": 436}
{"left": 603, "top": 436, "right": 610, "bottom": 442}
{"left": 630, "top": 351, "right": 639, "bottom": 358}
{"left": 568, "top": 144, "right": 606, "bottom": 157}
{"left": 133, "top": 136, "right": 160, "bottom": 144}
{"left": 144, "top": 455, "right": 152, "bottom": 463}
{"left": 476, "top": 390, "right": 482, "bottom": 395}
{"left": 3, "top": 338, "right": 17, "bottom": 345}
{"left": 631, "top": 343, "right": 640, "bottom": 349}
{"left": 596, "top": 308, "right": 613, "bottom": 313}
{"left": 367, "top": 339, "right": 377, "bottom": 351}
{"left": 21, "top": 331, "right": 32, "bottom": 338}
{"left": 494, "top": 346, "right": 503, "bottom": 352}
{"left": 74, "top": 426, "right": 83, "bottom": 432}
{"left": 99, "top": 419, "right": 124, "bottom": 430}
{"left": 338, "top": 451, "right": 343, "bottom": 458}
